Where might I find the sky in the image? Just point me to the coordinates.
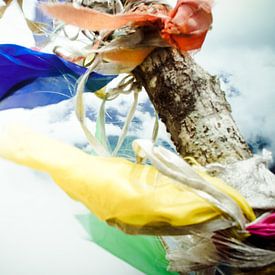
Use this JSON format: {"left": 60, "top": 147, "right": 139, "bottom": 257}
{"left": 0, "top": 1, "right": 275, "bottom": 274}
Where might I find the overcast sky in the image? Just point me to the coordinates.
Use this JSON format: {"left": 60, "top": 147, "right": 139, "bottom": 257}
{"left": 203, "top": 0, "right": 275, "bottom": 50}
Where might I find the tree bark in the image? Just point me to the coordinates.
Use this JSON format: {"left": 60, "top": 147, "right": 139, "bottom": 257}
{"left": 134, "top": 47, "right": 252, "bottom": 165}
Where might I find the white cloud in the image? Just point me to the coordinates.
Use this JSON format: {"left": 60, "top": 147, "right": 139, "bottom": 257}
{"left": 202, "top": 0, "right": 275, "bottom": 50}
{"left": 0, "top": 0, "right": 35, "bottom": 47}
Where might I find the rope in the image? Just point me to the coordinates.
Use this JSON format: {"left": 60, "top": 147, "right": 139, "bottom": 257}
{"left": 152, "top": 110, "right": 159, "bottom": 144}
{"left": 75, "top": 55, "right": 111, "bottom": 156}
{"left": 95, "top": 97, "right": 110, "bottom": 150}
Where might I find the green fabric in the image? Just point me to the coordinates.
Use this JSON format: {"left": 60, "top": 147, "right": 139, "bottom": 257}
{"left": 77, "top": 214, "right": 178, "bottom": 275}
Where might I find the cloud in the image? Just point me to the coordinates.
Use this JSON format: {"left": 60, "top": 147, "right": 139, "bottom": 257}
{"left": 203, "top": 0, "right": 275, "bottom": 50}
{"left": 0, "top": 0, "right": 35, "bottom": 47}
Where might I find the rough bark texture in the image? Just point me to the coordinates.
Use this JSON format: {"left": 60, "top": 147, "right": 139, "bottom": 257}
{"left": 134, "top": 48, "right": 252, "bottom": 165}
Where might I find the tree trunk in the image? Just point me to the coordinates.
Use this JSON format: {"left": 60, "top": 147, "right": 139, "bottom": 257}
{"left": 134, "top": 47, "right": 252, "bottom": 165}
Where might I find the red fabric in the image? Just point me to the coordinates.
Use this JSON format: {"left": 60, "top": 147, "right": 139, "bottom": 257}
{"left": 161, "top": 0, "right": 213, "bottom": 51}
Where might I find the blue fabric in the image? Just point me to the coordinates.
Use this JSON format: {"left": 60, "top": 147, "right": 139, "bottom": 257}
{"left": 0, "top": 44, "right": 115, "bottom": 110}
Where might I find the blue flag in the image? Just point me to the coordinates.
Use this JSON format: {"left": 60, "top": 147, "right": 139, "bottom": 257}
{"left": 0, "top": 44, "right": 115, "bottom": 110}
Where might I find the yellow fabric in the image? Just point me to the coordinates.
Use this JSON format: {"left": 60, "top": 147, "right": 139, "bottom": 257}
{"left": 0, "top": 126, "right": 255, "bottom": 230}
